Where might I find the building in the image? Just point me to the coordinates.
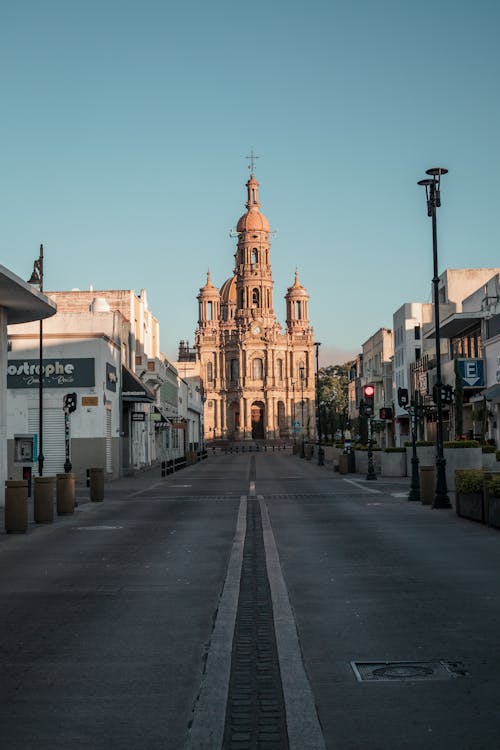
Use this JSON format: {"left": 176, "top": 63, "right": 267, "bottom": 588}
{"left": 0, "top": 263, "right": 56, "bottom": 506}
{"left": 392, "top": 302, "right": 433, "bottom": 445}
{"left": 417, "top": 268, "right": 500, "bottom": 442}
{"left": 361, "top": 328, "right": 394, "bottom": 447}
{"left": 6, "top": 288, "right": 186, "bottom": 482}
{"left": 194, "top": 171, "right": 315, "bottom": 441}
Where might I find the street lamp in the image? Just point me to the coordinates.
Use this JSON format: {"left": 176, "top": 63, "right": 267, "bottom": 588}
{"left": 291, "top": 380, "right": 296, "bottom": 447}
{"left": 314, "top": 341, "right": 324, "bottom": 465}
{"left": 300, "top": 365, "right": 305, "bottom": 458}
{"left": 418, "top": 168, "right": 451, "bottom": 509}
{"left": 28, "top": 244, "right": 44, "bottom": 477}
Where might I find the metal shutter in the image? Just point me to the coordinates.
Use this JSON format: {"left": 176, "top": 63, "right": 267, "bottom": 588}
{"left": 28, "top": 408, "right": 66, "bottom": 477}
{"left": 105, "top": 409, "right": 112, "bottom": 473}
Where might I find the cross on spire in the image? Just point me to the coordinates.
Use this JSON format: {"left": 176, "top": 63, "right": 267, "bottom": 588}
{"left": 245, "top": 148, "right": 259, "bottom": 174}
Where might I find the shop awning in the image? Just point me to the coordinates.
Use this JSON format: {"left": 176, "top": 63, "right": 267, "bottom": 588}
{"left": 122, "top": 365, "right": 155, "bottom": 403}
{"left": 484, "top": 383, "right": 500, "bottom": 403}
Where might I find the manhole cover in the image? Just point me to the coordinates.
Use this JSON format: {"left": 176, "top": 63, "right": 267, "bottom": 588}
{"left": 351, "top": 660, "right": 467, "bottom": 682}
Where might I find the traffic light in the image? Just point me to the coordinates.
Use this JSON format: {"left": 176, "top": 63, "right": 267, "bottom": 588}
{"left": 379, "top": 407, "right": 393, "bottom": 420}
{"left": 432, "top": 384, "right": 453, "bottom": 405}
{"left": 363, "top": 384, "right": 375, "bottom": 415}
{"left": 397, "top": 387, "right": 409, "bottom": 408}
{"left": 63, "top": 392, "right": 77, "bottom": 413}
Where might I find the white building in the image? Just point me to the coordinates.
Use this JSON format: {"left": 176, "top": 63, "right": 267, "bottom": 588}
{"left": 7, "top": 288, "right": 188, "bottom": 482}
{"left": 392, "top": 303, "right": 433, "bottom": 446}
{"left": 0, "top": 264, "right": 56, "bottom": 505}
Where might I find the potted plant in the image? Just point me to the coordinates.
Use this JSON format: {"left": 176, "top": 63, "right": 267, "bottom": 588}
{"left": 455, "top": 469, "right": 484, "bottom": 522}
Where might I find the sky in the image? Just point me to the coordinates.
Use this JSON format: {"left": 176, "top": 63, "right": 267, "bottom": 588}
{"left": 1, "top": 0, "right": 499, "bottom": 366}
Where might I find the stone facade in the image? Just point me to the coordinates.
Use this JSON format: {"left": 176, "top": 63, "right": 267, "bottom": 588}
{"left": 195, "top": 173, "right": 315, "bottom": 441}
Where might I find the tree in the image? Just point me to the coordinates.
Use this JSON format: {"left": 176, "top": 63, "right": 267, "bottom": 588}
{"left": 317, "top": 362, "right": 353, "bottom": 441}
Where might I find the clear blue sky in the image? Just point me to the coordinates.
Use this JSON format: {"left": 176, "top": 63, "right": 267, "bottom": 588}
{"left": 1, "top": 0, "right": 499, "bottom": 365}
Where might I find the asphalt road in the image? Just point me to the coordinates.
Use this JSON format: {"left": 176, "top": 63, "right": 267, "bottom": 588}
{"left": 1, "top": 451, "right": 500, "bottom": 749}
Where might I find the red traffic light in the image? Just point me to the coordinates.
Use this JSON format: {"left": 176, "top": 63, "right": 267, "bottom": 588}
{"left": 363, "top": 385, "right": 375, "bottom": 398}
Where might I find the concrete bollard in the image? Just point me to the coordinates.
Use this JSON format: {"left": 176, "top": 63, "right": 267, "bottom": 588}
{"left": 89, "top": 468, "right": 104, "bottom": 502}
{"left": 34, "top": 476, "right": 55, "bottom": 523}
{"left": 5, "top": 480, "right": 29, "bottom": 533}
{"left": 56, "top": 473, "right": 75, "bottom": 514}
{"left": 419, "top": 465, "right": 435, "bottom": 506}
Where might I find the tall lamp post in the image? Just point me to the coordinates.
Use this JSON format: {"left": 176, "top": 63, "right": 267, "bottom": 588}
{"left": 300, "top": 365, "right": 305, "bottom": 458}
{"left": 28, "top": 244, "right": 44, "bottom": 477}
{"left": 314, "top": 341, "right": 324, "bottom": 465}
{"left": 418, "top": 168, "right": 451, "bottom": 509}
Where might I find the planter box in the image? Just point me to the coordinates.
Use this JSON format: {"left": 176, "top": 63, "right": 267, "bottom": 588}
{"left": 354, "top": 450, "right": 381, "bottom": 475}
{"left": 381, "top": 452, "right": 407, "bottom": 477}
{"left": 444, "top": 447, "right": 482, "bottom": 493}
{"left": 405, "top": 446, "right": 435, "bottom": 476}
{"left": 456, "top": 491, "right": 484, "bottom": 523}
{"left": 482, "top": 452, "right": 500, "bottom": 471}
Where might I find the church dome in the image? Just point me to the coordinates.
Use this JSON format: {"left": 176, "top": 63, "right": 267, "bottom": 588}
{"left": 220, "top": 275, "right": 237, "bottom": 303}
{"left": 236, "top": 173, "right": 270, "bottom": 233}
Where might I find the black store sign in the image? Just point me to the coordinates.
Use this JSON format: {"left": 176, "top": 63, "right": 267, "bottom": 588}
{"left": 7, "top": 358, "right": 95, "bottom": 389}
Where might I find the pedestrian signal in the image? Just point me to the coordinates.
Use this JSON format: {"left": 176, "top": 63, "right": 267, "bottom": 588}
{"left": 379, "top": 407, "right": 393, "bottom": 420}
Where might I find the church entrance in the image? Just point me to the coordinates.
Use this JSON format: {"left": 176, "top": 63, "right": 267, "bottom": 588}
{"left": 229, "top": 402, "right": 241, "bottom": 436}
{"left": 251, "top": 401, "right": 265, "bottom": 439}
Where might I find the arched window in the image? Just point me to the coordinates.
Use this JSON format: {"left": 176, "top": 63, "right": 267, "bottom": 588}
{"left": 208, "top": 301, "right": 213, "bottom": 320}
{"left": 239, "top": 290, "right": 244, "bottom": 308}
{"left": 207, "top": 362, "right": 213, "bottom": 382}
{"left": 230, "top": 358, "right": 239, "bottom": 381}
{"left": 277, "top": 359, "right": 283, "bottom": 381}
{"left": 251, "top": 248, "right": 258, "bottom": 264}
{"left": 252, "top": 288, "right": 260, "bottom": 307}
{"left": 295, "top": 301, "right": 301, "bottom": 319}
{"left": 253, "top": 358, "right": 264, "bottom": 380}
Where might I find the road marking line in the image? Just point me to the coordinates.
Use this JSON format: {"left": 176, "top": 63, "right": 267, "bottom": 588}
{"left": 126, "top": 481, "right": 165, "bottom": 498}
{"left": 342, "top": 478, "right": 382, "bottom": 494}
{"left": 249, "top": 480, "right": 256, "bottom": 497}
{"left": 259, "top": 496, "right": 327, "bottom": 750}
{"left": 184, "top": 497, "right": 247, "bottom": 749}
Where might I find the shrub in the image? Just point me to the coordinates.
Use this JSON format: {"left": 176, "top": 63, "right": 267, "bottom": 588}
{"left": 496, "top": 450, "right": 500, "bottom": 462}
{"left": 384, "top": 447, "right": 406, "bottom": 453}
{"left": 488, "top": 477, "right": 500, "bottom": 498}
{"left": 482, "top": 446, "right": 496, "bottom": 454}
{"left": 404, "top": 441, "right": 434, "bottom": 447}
{"left": 455, "top": 469, "right": 484, "bottom": 494}
{"left": 444, "top": 440, "right": 480, "bottom": 449}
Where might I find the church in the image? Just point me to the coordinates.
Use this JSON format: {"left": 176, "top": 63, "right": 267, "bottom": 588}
{"left": 195, "top": 170, "right": 316, "bottom": 441}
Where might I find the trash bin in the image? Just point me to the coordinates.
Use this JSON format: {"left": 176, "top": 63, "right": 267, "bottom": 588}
{"left": 339, "top": 454, "right": 349, "bottom": 474}
{"left": 34, "top": 476, "right": 55, "bottom": 523}
{"left": 56, "top": 473, "right": 75, "bottom": 515}
{"left": 89, "top": 468, "right": 104, "bottom": 502}
{"left": 5, "top": 480, "right": 29, "bottom": 533}
{"left": 419, "top": 465, "right": 435, "bottom": 506}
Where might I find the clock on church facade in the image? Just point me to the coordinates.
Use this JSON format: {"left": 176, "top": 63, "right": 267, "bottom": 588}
{"left": 195, "top": 171, "right": 315, "bottom": 441}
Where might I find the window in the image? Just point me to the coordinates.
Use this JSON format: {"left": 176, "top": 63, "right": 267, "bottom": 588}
{"left": 252, "top": 288, "right": 260, "bottom": 307}
{"left": 253, "top": 358, "right": 264, "bottom": 379}
{"left": 207, "top": 362, "right": 213, "bottom": 381}
{"left": 277, "top": 359, "right": 283, "bottom": 381}
{"left": 208, "top": 301, "right": 213, "bottom": 320}
{"left": 415, "top": 347, "right": 421, "bottom": 360}
{"left": 230, "top": 359, "right": 239, "bottom": 381}
{"left": 414, "top": 325, "right": 421, "bottom": 340}
{"left": 251, "top": 248, "right": 258, "bottom": 264}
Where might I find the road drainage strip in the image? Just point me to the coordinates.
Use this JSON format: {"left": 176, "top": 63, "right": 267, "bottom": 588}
{"left": 351, "top": 660, "right": 468, "bottom": 682}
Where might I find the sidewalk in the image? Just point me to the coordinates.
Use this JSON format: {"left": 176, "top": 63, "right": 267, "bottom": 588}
{"left": 0, "top": 464, "right": 168, "bottom": 536}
